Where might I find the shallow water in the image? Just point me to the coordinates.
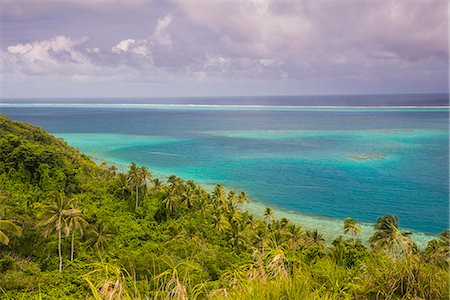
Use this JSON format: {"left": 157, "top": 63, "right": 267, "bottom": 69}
{"left": 1, "top": 104, "right": 448, "bottom": 241}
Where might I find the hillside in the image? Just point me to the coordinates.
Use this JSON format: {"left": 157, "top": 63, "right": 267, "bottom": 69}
{"left": 0, "top": 114, "right": 448, "bottom": 299}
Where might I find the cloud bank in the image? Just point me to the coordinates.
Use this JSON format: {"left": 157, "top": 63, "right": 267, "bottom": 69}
{"left": 1, "top": 0, "right": 448, "bottom": 97}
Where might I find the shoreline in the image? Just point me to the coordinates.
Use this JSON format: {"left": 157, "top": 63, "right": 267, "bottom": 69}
{"left": 86, "top": 151, "right": 437, "bottom": 249}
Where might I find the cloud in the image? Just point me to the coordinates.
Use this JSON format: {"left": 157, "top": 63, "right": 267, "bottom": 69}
{"left": 1, "top": 0, "right": 448, "bottom": 97}
{"left": 152, "top": 15, "right": 173, "bottom": 47}
{"left": 4, "top": 36, "right": 91, "bottom": 75}
{"left": 112, "top": 39, "right": 151, "bottom": 57}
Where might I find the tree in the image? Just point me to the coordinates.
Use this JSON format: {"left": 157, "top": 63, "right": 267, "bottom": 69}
{"left": 369, "top": 215, "right": 414, "bottom": 257}
{"left": 212, "top": 214, "right": 231, "bottom": 234}
{"left": 66, "top": 202, "right": 88, "bottom": 261}
{"left": 304, "top": 229, "right": 325, "bottom": 248}
{"left": 117, "top": 173, "right": 129, "bottom": 198}
{"left": 127, "top": 163, "right": 141, "bottom": 209}
{"left": 0, "top": 219, "right": 22, "bottom": 245}
{"left": 86, "top": 222, "right": 113, "bottom": 252}
{"left": 180, "top": 180, "right": 198, "bottom": 209}
{"left": 127, "top": 163, "right": 152, "bottom": 210}
{"left": 212, "top": 184, "right": 226, "bottom": 208}
{"left": 152, "top": 178, "right": 163, "bottom": 192}
{"left": 263, "top": 207, "right": 274, "bottom": 223}
{"left": 162, "top": 189, "right": 179, "bottom": 219}
{"left": 424, "top": 230, "right": 450, "bottom": 267}
{"left": 37, "top": 193, "right": 72, "bottom": 272}
{"left": 237, "top": 191, "right": 249, "bottom": 205}
{"left": 344, "top": 218, "right": 361, "bottom": 236}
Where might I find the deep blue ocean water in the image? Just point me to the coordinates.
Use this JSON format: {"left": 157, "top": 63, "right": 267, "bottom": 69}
{"left": 1, "top": 96, "right": 449, "bottom": 236}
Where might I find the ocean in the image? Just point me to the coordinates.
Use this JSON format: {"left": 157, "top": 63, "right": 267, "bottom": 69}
{"left": 1, "top": 95, "right": 448, "bottom": 246}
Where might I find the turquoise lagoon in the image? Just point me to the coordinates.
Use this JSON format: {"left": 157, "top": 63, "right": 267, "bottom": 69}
{"left": 1, "top": 103, "right": 448, "bottom": 247}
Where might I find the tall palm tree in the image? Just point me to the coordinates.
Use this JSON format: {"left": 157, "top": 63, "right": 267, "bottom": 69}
{"left": 180, "top": 180, "right": 198, "bottom": 209}
{"left": 127, "top": 163, "right": 141, "bottom": 209}
{"left": 152, "top": 178, "right": 163, "bottom": 192}
{"left": 263, "top": 207, "right": 274, "bottom": 223}
{"left": 37, "top": 193, "right": 72, "bottom": 272}
{"left": 167, "top": 175, "right": 181, "bottom": 188}
{"left": 117, "top": 173, "right": 129, "bottom": 198}
{"left": 212, "top": 184, "right": 226, "bottom": 208}
{"left": 127, "top": 163, "right": 152, "bottom": 210}
{"left": 343, "top": 218, "right": 362, "bottom": 236}
{"left": 369, "top": 215, "right": 414, "bottom": 256}
{"left": 66, "top": 202, "right": 88, "bottom": 261}
{"left": 237, "top": 191, "right": 249, "bottom": 205}
{"left": 162, "top": 190, "right": 179, "bottom": 219}
{"left": 0, "top": 218, "right": 22, "bottom": 245}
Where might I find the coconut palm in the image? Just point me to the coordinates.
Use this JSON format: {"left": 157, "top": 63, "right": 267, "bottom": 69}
{"left": 37, "top": 193, "right": 72, "bottom": 272}
{"left": 127, "top": 163, "right": 152, "bottom": 210}
{"left": 117, "top": 173, "right": 129, "bottom": 198}
{"left": 343, "top": 218, "right": 362, "bottom": 236}
{"left": 212, "top": 184, "right": 226, "bottom": 207}
{"left": 424, "top": 229, "right": 450, "bottom": 267}
{"left": 162, "top": 190, "right": 179, "bottom": 219}
{"left": 66, "top": 203, "right": 88, "bottom": 261}
{"left": 212, "top": 214, "right": 231, "bottom": 234}
{"left": 0, "top": 218, "right": 22, "bottom": 246}
{"left": 167, "top": 175, "right": 181, "bottom": 188}
{"left": 152, "top": 178, "right": 163, "bottom": 192}
{"left": 180, "top": 180, "right": 199, "bottom": 209}
{"left": 237, "top": 191, "right": 249, "bottom": 205}
{"left": 127, "top": 162, "right": 141, "bottom": 209}
{"left": 304, "top": 229, "right": 326, "bottom": 248}
{"left": 263, "top": 207, "right": 274, "bottom": 223}
{"left": 227, "top": 190, "right": 237, "bottom": 204}
{"left": 86, "top": 222, "right": 113, "bottom": 251}
{"left": 369, "top": 215, "right": 414, "bottom": 256}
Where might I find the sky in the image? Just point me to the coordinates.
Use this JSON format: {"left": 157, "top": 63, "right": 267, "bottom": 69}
{"left": 0, "top": 0, "right": 448, "bottom": 98}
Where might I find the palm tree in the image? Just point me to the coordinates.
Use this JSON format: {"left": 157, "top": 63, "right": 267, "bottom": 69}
{"left": 212, "top": 214, "right": 230, "bottom": 234}
{"left": 0, "top": 219, "right": 22, "bottom": 245}
{"left": 127, "top": 163, "right": 152, "bottom": 210}
{"left": 37, "top": 193, "right": 72, "bottom": 272}
{"left": 304, "top": 229, "right": 326, "bottom": 248}
{"left": 237, "top": 191, "right": 249, "bottom": 205}
{"left": 227, "top": 190, "right": 237, "bottom": 204}
{"left": 152, "top": 178, "right": 163, "bottom": 192}
{"left": 162, "top": 190, "right": 179, "bottom": 219}
{"left": 180, "top": 180, "right": 198, "bottom": 209}
{"left": 86, "top": 222, "right": 113, "bottom": 251}
{"left": 369, "top": 215, "right": 414, "bottom": 256}
{"left": 128, "top": 163, "right": 141, "bottom": 209}
{"left": 263, "top": 207, "right": 274, "bottom": 223}
{"left": 66, "top": 202, "right": 88, "bottom": 261}
{"left": 343, "top": 218, "right": 362, "bottom": 236}
{"left": 167, "top": 175, "right": 181, "bottom": 188}
{"left": 212, "top": 184, "right": 226, "bottom": 208}
{"left": 117, "top": 173, "right": 129, "bottom": 198}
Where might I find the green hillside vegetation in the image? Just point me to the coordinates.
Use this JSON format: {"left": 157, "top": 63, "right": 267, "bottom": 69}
{"left": 0, "top": 114, "right": 448, "bottom": 299}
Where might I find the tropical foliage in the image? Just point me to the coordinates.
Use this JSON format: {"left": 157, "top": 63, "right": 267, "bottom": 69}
{"left": 0, "top": 115, "right": 448, "bottom": 299}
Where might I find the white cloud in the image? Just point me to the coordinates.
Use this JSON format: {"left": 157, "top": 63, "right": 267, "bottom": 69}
{"left": 4, "top": 36, "right": 91, "bottom": 75}
{"left": 7, "top": 43, "right": 33, "bottom": 55}
{"left": 112, "top": 39, "right": 151, "bottom": 57}
{"left": 112, "top": 39, "right": 136, "bottom": 53}
{"left": 151, "top": 15, "right": 173, "bottom": 47}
